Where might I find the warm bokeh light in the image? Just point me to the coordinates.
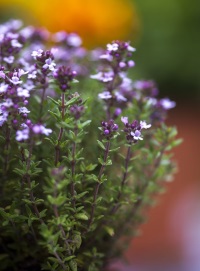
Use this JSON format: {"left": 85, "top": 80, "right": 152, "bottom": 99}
{"left": 0, "top": 0, "right": 139, "bottom": 47}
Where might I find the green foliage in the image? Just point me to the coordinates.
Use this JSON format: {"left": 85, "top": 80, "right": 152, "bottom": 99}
{"left": 0, "top": 37, "right": 181, "bottom": 271}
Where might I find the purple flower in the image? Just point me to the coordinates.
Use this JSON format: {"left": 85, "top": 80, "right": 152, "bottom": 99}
{"left": 9, "top": 74, "right": 22, "bottom": 85}
{"left": 98, "top": 91, "right": 112, "bottom": 100}
{"left": 52, "top": 31, "right": 68, "bottom": 42}
{"left": 127, "top": 45, "right": 136, "bottom": 52}
{"left": 107, "top": 43, "right": 119, "bottom": 52}
{"left": 31, "top": 49, "right": 43, "bottom": 59}
{"left": 67, "top": 33, "right": 82, "bottom": 47}
{"left": 119, "top": 62, "right": 126, "bottom": 68}
{"left": 11, "top": 39, "right": 22, "bottom": 48}
{"left": 134, "top": 80, "right": 159, "bottom": 97}
{"left": 53, "top": 66, "right": 77, "bottom": 91}
{"left": 101, "top": 119, "right": 119, "bottom": 139}
{"left": 90, "top": 71, "right": 114, "bottom": 82}
{"left": 159, "top": 98, "right": 176, "bottom": 110}
{"left": 28, "top": 70, "right": 37, "bottom": 79}
{"left": 70, "top": 104, "right": 85, "bottom": 120}
{"left": 115, "top": 91, "right": 127, "bottom": 102}
{"left": 121, "top": 116, "right": 128, "bottom": 125}
{"left": 127, "top": 60, "right": 135, "bottom": 67}
{"left": 131, "top": 130, "right": 143, "bottom": 141}
{"left": 0, "top": 111, "right": 8, "bottom": 126}
{"left": 18, "top": 69, "right": 29, "bottom": 78}
{"left": 0, "top": 83, "right": 8, "bottom": 94}
{"left": 3, "top": 98, "right": 13, "bottom": 108}
{"left": 121, "top": 117, "right": 151, "bottom": 144}
{"left": 32, "top": 124, "right": 52, "bottom": 136}
{"left": 99, "top": 54, "right": 113, "bottom": 62}
{"left": 43, "top": 58, "right": 56, "bottom": 71}
{"left": 18, "top": 107, "right": 30, "bottom": 114}
{"left": 19, "top": 26, "right": 34, "bottom": 39}
{"left": 17, "top": 87, "right": 30, "bottom": 97}
{"left": 3, "top": 56, "right": 14, "bottom": 64}
{"left": 140, "top": 121, "right": 151, "bottom": 129}
{"left": 113, "top": 108, "right": 122, "bottom": 118}
{"left": 0, "top": 70, "right": 5, "bottom": 79}
{"left": 16, "top": 127, "right": 29, "bottom": 141}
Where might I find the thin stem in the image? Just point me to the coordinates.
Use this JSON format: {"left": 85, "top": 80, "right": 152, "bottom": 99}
{"left": 4, "top": 125, "right": 11, "bottom": 174}
{"left": 110, "top": 145, "right": 132, "bottom": 214}
{"left": 24, "top": 137, "right": 44, "bottom": 224}
{"left": 23, "top": 138, "right": 68, "bottom": 270}
{"left": 53, "top": 181, "right": 71, "bottom": 255}
{"left": 112, "top": 142, "right": 168, "bottom": 245}
{"left": 38, "top": 86, "right": 46, "bottom": 121}
{"left": 53, "top": 251, "right": 67, "bottom": 271}
{"left": 87, "top": 146, "right": 132, "bottom": 242}
{"left": 55, "top": 93, "right": 65, "bottom": 166}
{"left": 70, "top": 126, "right": 77, "bottom": 209}
{"left": 87, "top": 141, "right": 111, "bottom": 231}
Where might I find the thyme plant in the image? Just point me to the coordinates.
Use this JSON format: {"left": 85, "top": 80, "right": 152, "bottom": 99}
{"left": 0, "top": 20, "right": 181, "bottom": 271}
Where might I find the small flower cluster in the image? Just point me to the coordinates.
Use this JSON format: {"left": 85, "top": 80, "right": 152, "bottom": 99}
{"left": 68, "top": 92, "right": 85, "bottom": 120}
{"left": 52, "top": 31, "right": 91, "bottom": 76}
{"left": 31, "top": 49, "right": 56, "bottom": 74}
{"left": 0, "top": 27, "right": 25, "bottom": 64}
{"left": 133, "top": 80, "right": 176, "bottom": 123}
{"left": 121, "top": 117, "right": 151, "bottom": 144}
{"left": 53, "top": 66, "right": 77, "bottom": 91}
{"left": 91, "top": 40, "right": 136, "bottom": 119}
{"left": 0, "top": 67, "right": 30, "bottom": 126}
{"left": 0, "top": 64, "right": 52, "bottom": 140}
{"left": 101, "top": 119, "right": 119, "bottom": 139}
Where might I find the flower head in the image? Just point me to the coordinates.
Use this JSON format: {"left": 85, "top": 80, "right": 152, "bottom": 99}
{"left": 101, "top": 119, "right": 119, "bottom": 139}
{"left": 53, "top": 66, "right": 77, "bottom": 91}
{"left": 121, "top": 117, "right": 151, "bottom": 144}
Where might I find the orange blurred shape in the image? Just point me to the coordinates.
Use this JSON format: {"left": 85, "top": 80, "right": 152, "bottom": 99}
{"left": 0, "top": 0, "right": 139, "bottom": 47}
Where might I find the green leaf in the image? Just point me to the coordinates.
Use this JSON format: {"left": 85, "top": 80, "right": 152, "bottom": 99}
{"left": 98, "top": 157, "right": 104, "bottom": 165}
{"left": 104, "top": 226, "right": 115, "bottom": 236}
{"left": 72, "top": 232, "right": 82, "bottom": 249}
{"left": 109, "top": 147, "right": 120, "bottom": 152}
{"left": 64, "top": 255, "right": 76, "bottom": 262}
{"left": 75, "top": 213, "right": 88, "bottom": 220}
{"left": 106, "top": 159, "right": 112, "bottom": 166}
{"left": 65, "top": 96, "right": 79, "bottom": 107}
{"left": 47, "top": 96, "right": 60, "bottom": 106}
{"left": 78, "top": 120, "right": 91, "bottom": 129}
{"left": 0, "top": 208, "right": 8, "bottom": 220}
{"left": 25, "top": 205, "right": 32, "bottom": 216}
{"left": 75, "top": 191, "right": 89, "bottom": 199}
{"left": 48, "top": 110, "right": 61, "bottom": 120}
{"left": 97, "top": 140, "right": 105, "bottom": 150}
{"left": 47, "top": 195, "right": 66, "bottom": 206}
{"left": 0, "top": 136, "right": 5, "bottom": 143}
{"left": 69, "top": 259, "right": 77, "bottom": 271}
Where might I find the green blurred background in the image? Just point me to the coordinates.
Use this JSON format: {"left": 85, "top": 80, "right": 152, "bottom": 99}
{"left": 133, "top": 0, "right": 200, "bottom": 102}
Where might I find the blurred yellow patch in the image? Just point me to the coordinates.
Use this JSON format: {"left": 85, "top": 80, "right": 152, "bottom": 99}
{"left": 0, "top": 0, "right": 139, "bottom": 47}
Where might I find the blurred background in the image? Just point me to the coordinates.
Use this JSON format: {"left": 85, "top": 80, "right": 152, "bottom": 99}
{"left": 0, "top": 0, "right": 200, "bottom": 270}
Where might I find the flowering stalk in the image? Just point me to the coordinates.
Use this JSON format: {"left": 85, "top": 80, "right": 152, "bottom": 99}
{"left": 52, "top": 180, "right": 72, "bottom": 256}
{"left": 70, "top": 125, "right": 77, "bottom": 209}
{"left": 87, "top": 140, "right": 111, "bottom": 231}
{"left": 110, "top": 145, "right": 132, "bottom": 215}
{"left": 3, "top": 124, "right": 11, "bottom": 174}
{"left": 25, "top": 137, "right": 44, "bottom": 224}
{"left": 55, "top": 93, "right": 65, "bottom": 166}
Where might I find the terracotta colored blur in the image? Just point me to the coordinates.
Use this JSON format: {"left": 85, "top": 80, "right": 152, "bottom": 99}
{"left": 0, "top": 0, "right": 139, "bottom": 47}
{"left": 123, "top": 103, "right": 200, "bottom": 269}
